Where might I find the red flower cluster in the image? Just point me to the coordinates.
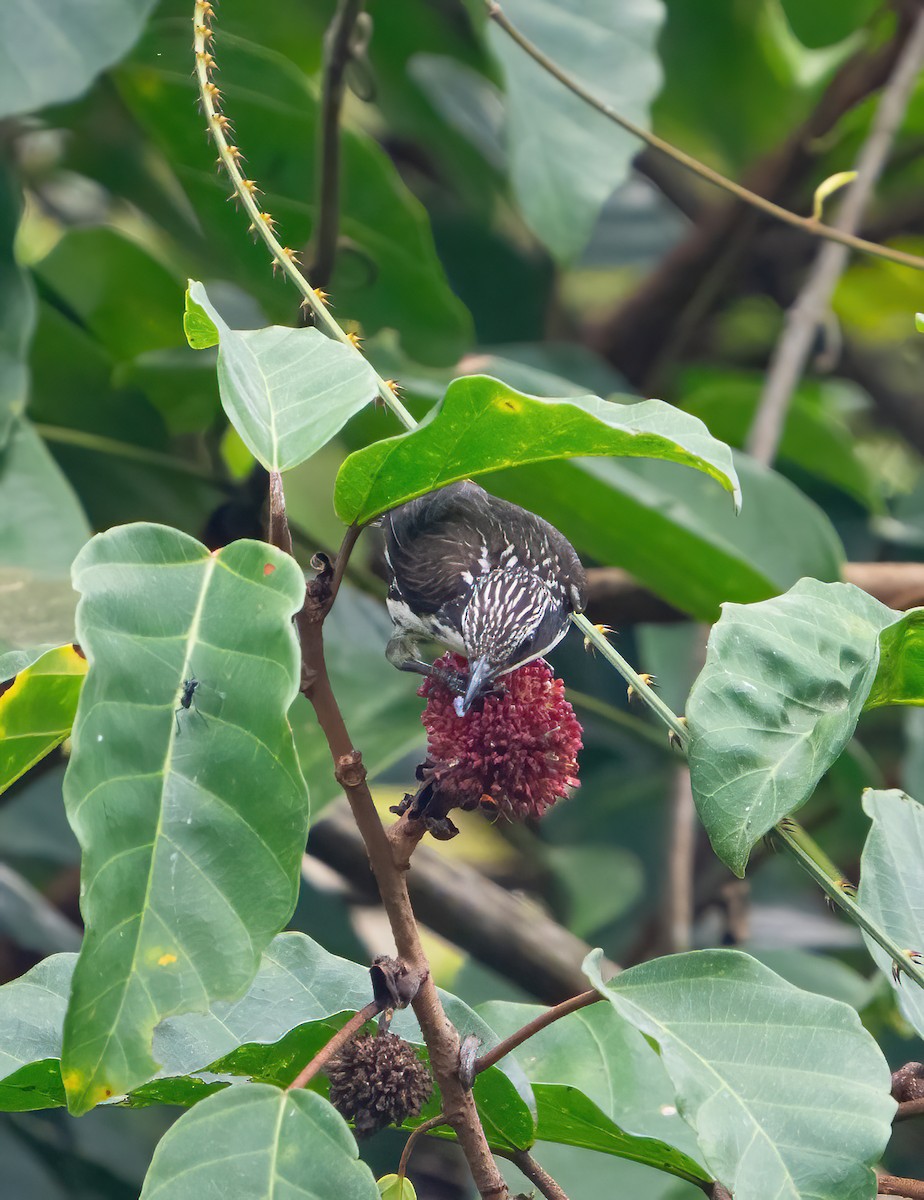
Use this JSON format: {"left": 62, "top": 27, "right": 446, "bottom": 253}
{"left": 417, "top": 653, "right": 582, "bottom": 822}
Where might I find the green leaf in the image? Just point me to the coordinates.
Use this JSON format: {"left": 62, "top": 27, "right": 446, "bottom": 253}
{"left": 0, "top": 419, "right": 90, "bottom": 574}
{"left": 779, "top": 0, "right": 879, "bottom": 47}
{"left": 61, "top": 525, "right": 309, "bottom": 1115}
{"left": 185, "top": 282, "right": 377, "bottom": 473}
{"left": 858, "top": 789, "right": 924, "bottom": 1038}
{"left": 485, "top": 452, "right": 843, "bottom": 622}
{"left": 0, "top": 0, "right": 157, "bottom": 119}
{"left": 0, "top": 953, "right": 74, "bottom": 1112}
{"left": 378, "top": 1176, "right": 417, "bottom": 1200}
{"left": 486, "top": 0, "right": 664, "bottom": 261}
{"left": 586, "top": 949, "right": 895, "bottom": 1200}
{"left": 117, "top": 29, "right": 472, "bottom": 365}
{"left": 865, "top": 608, "right": 924, "bottom": 708}
{"left": 0, "top": 644, "right": 87, "bottom": 795}
{"left": 479, "top": 1000, "right": 708, "bottom": 1182}
{"left": 139, "top": 1085, "right": 379, "bottom": 1200}
{"left": 687, "top": 580, "right": 896, "bottom": 875}
{"left": 334, "top": 376, "right": 740, "bottom": 525}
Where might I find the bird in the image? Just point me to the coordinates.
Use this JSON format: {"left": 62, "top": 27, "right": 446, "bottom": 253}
{"left": 383, "top": 481, "right": 587, "bottom": 714}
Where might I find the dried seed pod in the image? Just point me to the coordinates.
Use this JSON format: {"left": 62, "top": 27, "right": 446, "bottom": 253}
{"left": 327, "top": 1032, "right": 432, "bottom": 1137}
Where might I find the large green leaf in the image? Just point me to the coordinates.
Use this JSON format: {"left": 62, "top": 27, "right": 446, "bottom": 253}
{"left": 858, "top": 789, "right": 924, "bottom": 1039}
{"left": 687, "top": 580, "right": 896, "bottom": 875}
{"left": 587, "top": 949, "right": 894, "bottom": 1200}
{"left": 60, "top": 525, "right": 309, "bottom": 1115}
{"left": 117, "top": 26, "right": 472, "bottom": 364}
{"left": 334, "top": 376, "right": 740, "bottom": 525}
{"left": 479, "top": 1000, "right": 708, "bottom": 1183}
{"left": 485, "top": 452, "right": 843, "bottom": 622}
{"left": 139, "top": 1085, "right": 379, "bottom": 1200}
{"left": 0, "top": 644, "right": 87, "bottom": 795}
{"left": 0, "top": 0, "right": 156, "bottom": 119}
{"left": 184, "top": 282, "right": 377, "bottom": 473}
{"left": 865, "top": 609, "right": 924, "bottom": 709}
{"left": 486, "top": 0, "right": 664, "bottom": 261}
{"left": 779, "top": 0, "right": 879, "bottom": 47}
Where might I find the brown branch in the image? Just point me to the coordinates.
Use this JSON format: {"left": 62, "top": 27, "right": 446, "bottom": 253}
{"left": 269, "top": 494, "right": 506, "bottom": 1197}
{"left": 485, "top": 1, "right": 924, "bottom": 275}
{"left": 310, "top": 0, "right": 367, "bottom": 289}
{"left": 878, "top": 1176, "right": 924, "bottom": 1199}
{"left": 474, "top": 990, "right": 600, "bottom": 1076}
{"left": 505, "top": 1150, "right": 570, "bottom": 1200}
{"left": 896, "top": 1097, "right": 924, "bottom": 1121}
{"left": 287, "top": 1000, "right": 380, "bottom": 1091}
{"left": 746, "top": 6, "right": 924, "bottom": 465}
{"left": 309, "top": 801, "right": 611, "bottom": 1003}
{"left": 662, "top": 764, "right": 696, "bottom": 954}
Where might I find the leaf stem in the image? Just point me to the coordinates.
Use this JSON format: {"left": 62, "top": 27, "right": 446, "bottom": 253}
{"left": 286, "top": 1000, "right": 380, "bottom": 1091}
{"left": 191, "top": 0, "right": 416, "bottom": 430}
{"left": 571, "top": 613, "right": 689, "bottom": 747}
{"left": 474, "top": 990, "right": 600, "bottom": 1076}
{"left": 398, "top": 1112, "right": 450, "bottom": 1182}
{"left": 504, "top": 1150, "right": 571, "bottom": 1200}
{"left": 484, "top": 0, "right": 924, "bottom": 274}
{"left": 775, "top": 818, "right": 924, "bottom": 992}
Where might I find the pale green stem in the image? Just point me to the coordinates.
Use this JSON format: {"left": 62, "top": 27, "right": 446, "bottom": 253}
{"left": 191, "top": 2, "right": 416, "bottom": 431}
{"left": 776, "top": 819, "right": 924, "bottom": 992}
{"left": 571, "top": 612, "right": 689, "bottom": 747}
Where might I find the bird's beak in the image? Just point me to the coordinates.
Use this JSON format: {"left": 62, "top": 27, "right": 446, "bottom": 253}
{"left": 455, "top": 657, "right": 494, "bottom": 717}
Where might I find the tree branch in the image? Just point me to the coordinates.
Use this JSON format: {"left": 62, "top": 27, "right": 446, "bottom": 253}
{"left": 309, "top": 801, "right": 608, "bottom": 1003}
{"left": 265, "top": 498, "right": 506, "bottom": 1197}
{"left": 746, "top": 6, "right": 924, "bottom": 465}
{"left": 504, "top": 1150, "right": 571, "bottom": 1200}
{"left": 474, "top": 990, "right": 600, "bottom": 1075}
{"left": 287, "top": 1000, "right": 381, "bottom": 1091}
{"left": 310, "top": 0, "right": 366, "bottom": 288}
{"left": 485, "top": 0, "right": 924, "bottom": 274}
{"left": 878, "top": 1176, "right": 924, "bottom": 1199}
{"left": 896, "top": 1098, "right": 924, "bottom": 1122}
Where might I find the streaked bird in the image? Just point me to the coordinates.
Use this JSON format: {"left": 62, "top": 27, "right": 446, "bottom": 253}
{"left": 383, "top": 481, "right": 587, "bottom": 714}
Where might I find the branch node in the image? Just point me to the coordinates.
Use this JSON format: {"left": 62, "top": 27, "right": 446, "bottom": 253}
{"left": 335, "top": 749, "right": 367, "bottom": 790}
{"left": 371, "top": 954, "right": 427, "bottom": 1010}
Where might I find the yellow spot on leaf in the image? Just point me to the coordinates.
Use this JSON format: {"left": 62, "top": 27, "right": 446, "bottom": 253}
{"left": 496, "top": 395, "right": 521, "bottom": 413}
{"left": 158, "top": 953, "right": 178, "bottom": 966}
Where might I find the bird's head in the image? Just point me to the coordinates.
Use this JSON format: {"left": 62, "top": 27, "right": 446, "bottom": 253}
{"left": 456, "top": 569, "right": 561, "bottom": 715}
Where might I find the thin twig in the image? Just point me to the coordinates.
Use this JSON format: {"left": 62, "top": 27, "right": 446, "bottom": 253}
{"left": 746, "top": 6, "right": 924, "bottom": 464}
{"left": 507, "top": 1150, "right": 570, "bottom": 1200}
{"left": 878, "top": 1175, "right": 924, "bottom": 1199}
{"left": 286, "top": 1000, "right": 380, "bottom": 1091}
{"left": 485, "top": 0, "right": 924, "bottom": 274}
{"left": 398, "top": 1113, "right": 449, "bottom": 1182}
{"left": 474, "top": 990, "right": 600, "bottom": 1075}
{"left": 192, "top": 1, "right": 416, "bottom": 429}
{"left": 663, "top": 765, "right": 696, "bottom": 953}
{"left": 311, "top": 0, "right": 366, "bottom": 288}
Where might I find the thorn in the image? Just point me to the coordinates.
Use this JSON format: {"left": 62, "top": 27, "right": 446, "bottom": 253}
{"left": 196, "top": 0, "right": 216, "bottom": 22}
{"left": 313, "top": 286, "right": 330, "bottom": 306}
{"left": 281, "top": 246, "right": 300, "bottom": 263}
{"left": 627, "top": 671, "right": 656, "bottom": 704}
{"left": 385, "top": 379, "right": 402, "bottom": 395}
{"left": 777, "top": 816, "right": 797, "bottom": 834}
{"left": 212, "top": 114, "right": 233, "bottom": 135}
{"left": 835, "top": 878, "right": 857, "bottom": 899}
{"left": 194, "top": 23, "right": 213, "bottom": 43}
{"left": 204, "top": 81, "right": 223, "bottom": 107}
{"left": 583, "top": 622, "right": 615, "bottom": 655}
{"left": 346, "top": 330, "right": 363, "bottom": 350}
{"left": 892, "top": 949, "right": 923, "bottom": 985}
{"left": 240, "top": 179, "right": 262, "bottom": 197}
{"left": 225, "top": 145, "right": 245, "bottom": 163}
{"left": 258, "top": 211, "right": 277, "bottom": 231}
{"left": 667, "top": 716, "right": 688, "bottom": 751}
{"left": 196, "top": 51, "right": 219, "bottom": 73}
